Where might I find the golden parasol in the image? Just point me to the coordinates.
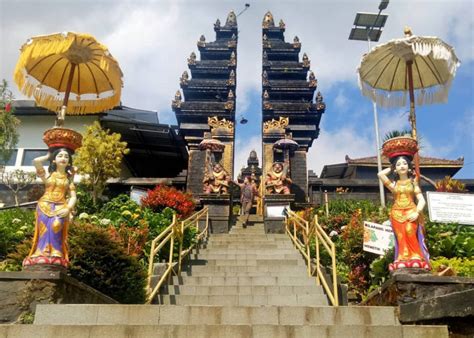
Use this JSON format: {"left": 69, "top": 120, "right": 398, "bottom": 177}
{"left": 14, "top": 32, "right": 123, "bottom": 125}
{"left": 357, "top": 27, "right": 460, "bottom": 177}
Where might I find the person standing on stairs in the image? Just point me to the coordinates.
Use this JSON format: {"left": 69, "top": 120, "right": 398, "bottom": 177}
{"left": 235, "top": 176, "right": 259, "bottom": 228}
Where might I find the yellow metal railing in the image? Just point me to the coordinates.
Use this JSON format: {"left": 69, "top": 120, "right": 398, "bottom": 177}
{"left": 286, "top": 209, "right": 339, "bottom": 306}
{"left": 146, "top": 206, "right": 209, "bottom": 304}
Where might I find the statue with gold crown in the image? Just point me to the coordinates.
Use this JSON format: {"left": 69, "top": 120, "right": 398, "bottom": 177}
{"left": 265, "top": 162, "right": 292, "bottom": 195}
{"left": 377, "top": 136, "right": 430, "bottom": 272}
{"left": 22, "top": 128, "right": 82, "bottom": 269}
{"left": 203, "top": 163, "right": 230, "bottom": 194}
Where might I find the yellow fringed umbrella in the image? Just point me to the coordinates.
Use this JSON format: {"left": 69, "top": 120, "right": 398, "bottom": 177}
{"left": 14, "top": 32, "right": 123, "bottom": 125}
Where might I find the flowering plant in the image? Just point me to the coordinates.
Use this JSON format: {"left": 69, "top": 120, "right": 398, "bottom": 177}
{"left": 142, "top": 185, "right": 195, "bottom": 218}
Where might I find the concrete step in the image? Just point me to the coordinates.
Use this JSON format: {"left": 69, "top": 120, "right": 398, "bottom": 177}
{"left": 204, "top": 244, "right": 294, "bottom": 249}
{"left": 169, "top": 275, "right": 315, "bottom": 286}
{"left": 156, "top": 294, "right": 328, "bottom": 306}
{"left": 184, "top": 258, "right": 305, "bottom": 267}
{"left": 178, "top": 264, "right": 309, "bottom": 274}
{"left": 34, "top": 304, "right": 398, "bottom": 326}
{"left": 3, "top": 324, "right": 448, "bottom": 337}
{"left": 209, "top": 235, "right": 289, "bottom": 241}
{"left": 179, "top": 270, "right": 311, "bottom": 278}
{"left": 189, "top": 253, "right": 303, "bottom": 260}
{"left": 192, "top": 249, "right": 299, "bottom": 255}
{"left": 160, "top": 285, "right": 324, "bottom": 296}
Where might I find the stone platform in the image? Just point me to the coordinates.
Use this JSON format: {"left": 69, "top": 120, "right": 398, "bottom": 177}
{"left": 0, "top": 271, "right": 117, "bottom": 324}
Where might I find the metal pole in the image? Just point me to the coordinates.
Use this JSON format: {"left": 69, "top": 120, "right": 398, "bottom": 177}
{"left": 367, "top": 30, "right": 386, "bottom": 208}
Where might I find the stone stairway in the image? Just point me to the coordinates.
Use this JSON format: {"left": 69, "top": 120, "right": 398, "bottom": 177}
{"left": 0, "top": 215, "right": 448, "bottom": 337}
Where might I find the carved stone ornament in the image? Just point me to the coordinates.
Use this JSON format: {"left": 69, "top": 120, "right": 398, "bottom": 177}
{"left": 263, "top": 117, "right": 289, "bottom": 134}
{"left": 214, "top": 18, "right": 221, "bottom": 29}
{"left": 225, "top": 11, "right": 237, "bottom": 27}
{"left": 224, "top": 90, "right": 235, "bottom": 110}
{"left": 187, "top": 52, "right": 197, "bottom": 65}
{"left": 308, "top": 71, "right": 317, "bottom": 87}
{"left": 293, "top": 36, "right": 301, "bottom": 48}
{"left": 262, "top": 11, "right": 275, "bottom": 28}
{"left": 227, "top": 70, "right": 236, "bottom": 86}
{"left": 180, "top": 71, "right": 189, "bottom": 86}
{"left": 263, "top": 90, "right": 270, "bottom": 100}
{"left": 229, "top": 51, "right": 236, "bottom": 66}
{"left": 263, "top": 101, "right": 273, "bottom": 110}
{"left": 263, "top": 34, "right": 271, "bottom": 48}
{"left": 172, "top": 90, "right": 182, "bottom": 109}
{"left": 198, "top": 35, "right": 206, "bottom": 47}
{"left": 302, "top": 53, "right": 310, "bottom": 67}
{"left": 279, "top": 19, "right": 286, "bottom": 29}
{"left": 228, "top": 38, "right": 237, "bottom": 48}
{"left": 315, "top": 91, "right": 326, "bottom": 110}
{"left": 263, "top": 51, "right": 268, "bottom": 62}
{"left": 208, "top": 116, "right": 234, "bottom": 133}
{"left": 262, "top": 70, "right": 269, "bottom": 86}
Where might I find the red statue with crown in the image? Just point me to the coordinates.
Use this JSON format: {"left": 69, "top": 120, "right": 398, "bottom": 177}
{"left": 377, "top": 136, "right": 431, "bottom": 272}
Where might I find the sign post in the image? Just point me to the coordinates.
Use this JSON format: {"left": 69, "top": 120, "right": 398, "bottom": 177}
{"left": 363, "top": 221, "right": 395, "bottom": 255}
{"left": 427, "top": 192, "right": 474, "bottom": 225}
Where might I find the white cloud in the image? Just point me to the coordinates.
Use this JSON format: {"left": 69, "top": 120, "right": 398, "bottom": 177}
{"left": 307, "top": 125, "right": 376, "bottom": 176}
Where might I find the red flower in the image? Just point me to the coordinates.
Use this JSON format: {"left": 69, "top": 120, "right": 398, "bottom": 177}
{"left": 5, "top": 103, "right": 11, "bottom": 113}
{"left": 142, "top": 185, "right": 195, "bottom": 218}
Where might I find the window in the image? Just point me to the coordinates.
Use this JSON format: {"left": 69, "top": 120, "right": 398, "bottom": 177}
{"left": 22, "top": 149, "right": 48, "bottom": 166}
{"left": 0, "top": 149, "right": 18, "bottom": 166}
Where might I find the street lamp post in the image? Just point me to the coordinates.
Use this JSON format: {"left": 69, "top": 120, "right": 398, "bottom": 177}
{"left": 349, "top": 0, "right": 389, "bottom": 208}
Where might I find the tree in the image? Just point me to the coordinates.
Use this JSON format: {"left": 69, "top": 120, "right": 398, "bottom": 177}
{"left": 0, "top": 80, "right": 20, "bottom": 165}
{"left": 74, "top": 121, "right": 129, "bottom": 205}
{"left": 0, "top": 169, "right": 36, "bottom": 206}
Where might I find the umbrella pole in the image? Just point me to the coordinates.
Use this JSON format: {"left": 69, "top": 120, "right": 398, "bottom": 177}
{"left": 406, "top": 60, "right": 421, "bottom": 180}
{"left": 57, "top": 63, "right": 76, "bottom": 127}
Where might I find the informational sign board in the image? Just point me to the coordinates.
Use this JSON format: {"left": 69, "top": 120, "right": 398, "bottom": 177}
{"left": 427, "top": 192, "right": 474, "bottom": 225}
{"left": 130, "top": 188, "right": 148, "bottom": 206}
{"left": 363, "top": 221, "right": 395, "bottom": 255}
{"left": 266, "top": 206, "right": 287, "bottom": 218}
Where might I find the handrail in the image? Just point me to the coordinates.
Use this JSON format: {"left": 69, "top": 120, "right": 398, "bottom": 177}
{"left": 286, "top": 209, "right": 339, "bottom": 306}
{"left": 146, "top": 206, "right": 209, "bottom": 304}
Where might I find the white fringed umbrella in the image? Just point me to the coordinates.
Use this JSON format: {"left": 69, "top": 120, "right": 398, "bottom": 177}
{"left": 358, "top": 27, "right": 460, "bottom": 177}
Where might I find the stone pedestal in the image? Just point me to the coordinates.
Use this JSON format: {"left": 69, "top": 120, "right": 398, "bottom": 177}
{"left": 364, "top": 273, "right": 474, "bottom": 336}
{"left": 200, "top": 194, "right": 231, "bottom": 234}
{"left": 0, "top": 271, "right": 117, "bottom": 324}
{"left": 263, "top": 194, "right": 294, "bottom": 233}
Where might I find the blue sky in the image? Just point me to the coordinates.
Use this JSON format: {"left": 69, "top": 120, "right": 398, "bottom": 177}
{"left": 1, "top": 0, "right": 472, "bottom": 178}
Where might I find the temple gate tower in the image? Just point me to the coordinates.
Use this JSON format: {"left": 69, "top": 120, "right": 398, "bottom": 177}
{"left": 173, "top": 12, "right": 238, "bottom": 197}
{"left": 261, "top": 12, "right": 326, "bottom": 229}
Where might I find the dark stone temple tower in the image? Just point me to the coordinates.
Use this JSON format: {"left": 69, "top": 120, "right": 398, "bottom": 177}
{"left": 261, "top": 12, "right": 326, "bottom": 205}
{"left": 173, "top": 12, "right": 238, "bottom": 196}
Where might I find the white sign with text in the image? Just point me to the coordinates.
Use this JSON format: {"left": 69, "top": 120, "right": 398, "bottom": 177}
{"left": 363, "top": 221, "right": 395, "bottom": 255}
{"left": 427, "top": 192, "right": 474, "bottom": 225}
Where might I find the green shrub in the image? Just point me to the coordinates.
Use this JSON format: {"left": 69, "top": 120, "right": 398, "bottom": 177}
{"left": 68, "top": 222, "right": 147, "bottom": 304}
{"left": 75, "top": 184, "right": 103, "bottom": 215}
{"left": 431, "top": 257, "right": 474, "bottom": 277}
{"left": 0, "top": 208, "right": 34, "bottom": 260}
{"left": 426, "top": 222, "right": 473, "bottom": 258}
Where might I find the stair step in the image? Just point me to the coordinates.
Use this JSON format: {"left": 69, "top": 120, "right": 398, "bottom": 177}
{"left": 4, "top": 324, "right": 448, "bottom": 338}
{"left": 184, "top": 258, "right": 305, "bottom": 267}
{"left": 160, "top": 285, "right": 324, "bottom": 296}
{"left": 189, "top": 253, "right": 302, "bottom": 260}
{"left": 34, "top": 304, "right": 399, "bottom": 326}
{"left": 156, "top": 294, "right": 328, "bottom": 306}
{"left": 169, "top": 276, "right": 315, "bottom": 286}
{"left": 177, "top": 265, "right": 309, "bottom": 274}
{"left": 179, "top": 271, "right": 311, "bottom": 278}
